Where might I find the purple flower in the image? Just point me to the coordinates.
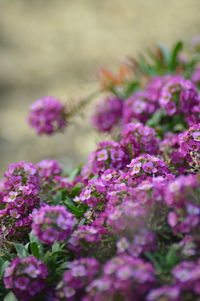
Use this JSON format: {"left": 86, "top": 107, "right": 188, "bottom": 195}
{"left": 192, "top": 67, "right": 200, "bottom": 86}
{"left": 56, "top": 258, "right": 99, "bottom": 300}
{"left": 147, "top": 285, "right": 180, "bottom": 301}
{"left": 28, "top": 96, "right": 67, "bottom": 135}
{"left": 14, "top": 277, "right": 30, "bottom": 290}
{"left": 0, "top": 161, "right": 40, "bottom": 241}
{"left": 37, "top": 159, "right": 62, "bottom": 181}
{"left": 123, "top": 91, "right": 151, "bottom": 123}
{"left": 142, "top": 162, "right": 157, "bottom": 173}
{"left": 165, "top": 174, "right": 200, "bottom": 235}
{"left": 87, "top": 255, "right": 154, "bottom": 300}
{"left": 32, "top": 205, "right": 76, "bottom": 245}
{"left": 130, "top": 162, "right": 142, "bottom": 175}
{"left": 127, "top": 154, "right": 169, "bottom": 185}
{"left": 159, "top": 75, "right": 199, "bottom": 124}
{"left": 97, "top": 150, "right": 108, "bottom": 161}
{"left": 179, "top": 125, "right": 200, "bottom": 156}
{"left": 81, "top": 140, "right": 128, "bottom": 179}
{"left": 92, "top": 97, "right": 123, "bottom": 132}
{"left": 121, "top": 123, "right": 159, "bottom": 159}
{"left": 4, "top": 256, "right": 48, "bottom": 300}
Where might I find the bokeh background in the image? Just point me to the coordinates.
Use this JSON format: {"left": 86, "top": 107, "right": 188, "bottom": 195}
{"left": 0, "top": 0, "right": 200, "bottom": 176}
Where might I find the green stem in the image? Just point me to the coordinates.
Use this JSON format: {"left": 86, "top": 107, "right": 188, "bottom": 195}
{"left": 68, "top": 89, "right": 102, "bottom": 117}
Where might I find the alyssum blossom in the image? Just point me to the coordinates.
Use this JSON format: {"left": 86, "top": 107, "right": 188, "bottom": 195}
{"left": 28, "top": 96, "right": 67, "bottom": 135}
{"left": 32, "top": 205, "right": 76, "bottom": 245}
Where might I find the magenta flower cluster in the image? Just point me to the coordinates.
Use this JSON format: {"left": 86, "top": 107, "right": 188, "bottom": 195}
{"left": 92, "top": 97, "right": 123, "bottom": 132}
{"left": 56, "top": 258, "right": 99, "bottom": 299}
{"left": 192, "top": 67, "right": 200, "bottom": 86}
{"left": 123, "top": 90, "right": 158, "bottom": 124}
{"left": 159, "top": 76, "right": 199, "bottom": 117}
{"left": 0, "top": 161, "right": 40, "bottom": 240}
{"left": 86, "top": 255, "right": 155, "bottom": 301}
{"left": 121, "top": 123, "right": 159, "bottom": 157}
{"left": 80, "top": 178, "right": 107, "bottom": 209}
{"left": 28, "top": 96, "right": 67, "bottom": 135}
{"left": 3, "top": 39, "right": 200, "bottom": 301}
{"left": 37, "top": 159, "right": 62, "bottom": 183}
{"left": 160, "top": 125, "right": 200, "bottom": 174}
{"left": 179, "top": 125, "right": 200, "bottom": 156}
{"left": 126, "top": 154, "right": 169, "bottom": 185}
{"left": 68, "top": 224, "right": 108, "bottom": 255}
{"left": 32, "top": 205, "right": 76, "bottom": 245}
{"left": 166, "top": 174, "right": 200, "bottom": 234}
{"left": 148, "top": 259, "right": 200, "bottom": 300}
{"left": 82, "top": 140, "right": 128, "bottom": 179}
{"left": 4, "top": 256, "right": 48, "bottom": 301}
{"left": 92, "top": 74, "right": 200, "bottom": 133}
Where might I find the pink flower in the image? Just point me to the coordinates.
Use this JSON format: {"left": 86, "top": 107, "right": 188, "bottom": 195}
{"left": 142, "top": 162, "right": 157, "bottom": 174}
{"left": 28, "top": 96, "right": 67, "bottom": 135}
{"left": 168, "top": 212, "right": 177, "bottom": 227}
{"left": 97, "top": 150, "right": 108, "bottom": 161}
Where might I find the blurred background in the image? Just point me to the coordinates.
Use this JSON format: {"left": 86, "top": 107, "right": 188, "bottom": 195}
{"left": 0, "top": 0, "right": 200, "bottom": 176}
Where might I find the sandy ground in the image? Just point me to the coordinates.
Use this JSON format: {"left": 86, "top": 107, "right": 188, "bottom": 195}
{"left": 0, "top": 0, "right": 200, "bottom": 176}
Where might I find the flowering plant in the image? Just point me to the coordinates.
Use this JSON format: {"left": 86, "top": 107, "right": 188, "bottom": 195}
{"left": 0, "top": 38, "right": 200, "bottom": 301}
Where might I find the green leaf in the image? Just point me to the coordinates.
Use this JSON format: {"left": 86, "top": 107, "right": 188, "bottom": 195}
{"left": 68, "top": 167, "right": 81, "bottom": 182}
{"left": 158, "top": 44, "right": 170, "bottom": 65}
{"left": 64, "top": 197, "right": 87, "bottom": 218}
{"left": 70, "top": 184, "right": 83, "bottom": 198}
{"left": 3, "top": 291, "right": 18, "bottom": 301}
{"left": 166, "top": 245, "right": 179, "bottom": 267}
{"left": 79, "top": 218, "right": 86, "bottom": 226}
{"left": 58, "top": 261, "right": 69, "bottom": 270}
{"left": 169, "top": 41, "right": 183, "bottom": 70}
{"left": 145, "top": 252, "right": 162, "bottom": 272}
{"left": 147, "top": 48, "right": 163, "bottom": 68}
{"left": 53, "top": 191, "right": 63, "bottom": 204}
{"left": 52, "top": 241, "right": 60, "bottom": 253}
{"left": 146, "top": 109, "right": 165, "bottom": 128}
{"left": 0, "top": 260, "right": 10, "bottom": 277}
{"left": 13, "top": 243, "right": 29, "bottom": 259}
{"left": 30, "top": 242, "right": 40, "bottom": 259}
{"left": 125, "top": 81, "right": 139, "bottom": 98}
{"left": 29, "top": 231, "right": 40, "bottom": 243}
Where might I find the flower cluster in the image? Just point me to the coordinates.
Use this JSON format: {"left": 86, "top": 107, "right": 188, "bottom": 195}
{"left": 56, "top": 258, "right": 99, "bottom": 299}
{"left": 80, "top": 178, "right": 107, "bottom": 209}
{"left": 28, "top": 96, "right": 67, "bottom": 135}
{"left": 159, "top": 76, "right": 200, "bottom": 123}
{"left": 0, "top": 161, "right": 40, "bottom": 241}
{"left": 126, "top": 154, "right": 169, "bottom": 185}
{"left": 192, "top": 67, "right": 200, "bottom": 87}
{"left": 121, "top": 122, "right": 159, "bottom": 158}
{"left": 92, "top": 97, "right": 123, "bottom": 132}
{"left": 123, "top": 74, "right": 171, "bottom": 125}
{"left": 4, "top": 256, "right": 48, "bottom": 301}
{"left": 32, "top": 205, "right": 76, "bottom": 245}
{"left": 68, "top": 224, "right": 108, "bottom": 256}
{"left": 172, "top": 260, "right": 200, "bottom": 294}
{"left": 3, "top": 39, "right": 200, "bottom": 301}
{"left": 145, "top": 75, "right": 170, "bottom": 103}
{"left": 165, "top": 174, "right": 200, "bottom": 235}
{"left": 179, "top": 125, "right": 200, "bottom": 157}
{"left": 116, "top": 229, "right": 156, "bottom": 257}
{"left": 160, "top": 132, "right": 186, "bottom": 173}
{"left": 37, "top": 159, "right": 62, "bottom": 182}
{"left": 147, "top": 285, "right": 180, "bottom": 301}
{"left": 87, "top": 255, "right": 155, "bottom": 300}
{"left": 82, "top": 140, "right": 128, "bottom": 179}
{"left": 123, "top": 91, "right": 156, "bottom": 124}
